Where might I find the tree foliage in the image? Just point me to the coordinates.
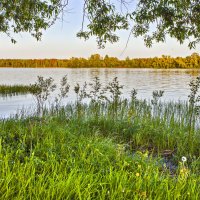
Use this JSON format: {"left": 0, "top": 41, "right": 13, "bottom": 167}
{"left": 0, "top": 0, "right": 67, "bottom": 43}
{"left": 1, "top": 0, "right": 200, "bottom": 48}
{"left": 132, "top": 0, "right": 200, "bottom": 49}
{"left": 0, "top": 53, "right": 200, "bottom": 69}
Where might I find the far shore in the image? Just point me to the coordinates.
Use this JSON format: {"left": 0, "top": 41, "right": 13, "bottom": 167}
{"left": 0, "top": 53, "right": 200, "bottom": 69}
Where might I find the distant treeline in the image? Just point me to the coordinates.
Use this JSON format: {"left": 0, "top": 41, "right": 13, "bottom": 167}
{"left": 1, "top": 53, "right": 200, "bottom": 68}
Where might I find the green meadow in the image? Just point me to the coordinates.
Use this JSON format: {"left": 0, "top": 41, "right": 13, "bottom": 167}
{"left": 0, "top": 76, "right": 200, "bottom": 199}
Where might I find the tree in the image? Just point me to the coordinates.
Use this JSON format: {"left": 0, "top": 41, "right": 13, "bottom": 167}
{"left": 0, "top": 0, "right": 68, "bottom": 43}
{"left": 1, "top": 0, "right": 200, "bottom": 48}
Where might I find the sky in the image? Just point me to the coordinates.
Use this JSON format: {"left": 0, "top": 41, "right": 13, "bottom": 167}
{"left": 0, "top": 0, "right": 199, "bottom": 59}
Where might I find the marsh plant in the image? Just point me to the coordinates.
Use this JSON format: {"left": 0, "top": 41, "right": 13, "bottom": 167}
{"left": 0, "top": 85, "right": 32, "bottom": 97}
{"left": 74, "top": 82, "right": 88, "bottom": 118}
{"left": 151, "top": 90, "right": 165, "bottom": 117}
{"left": 130, "top": 88, "right": 138, "bottom": 102}
{"left": 74, "top": 82, "right": 88, "bottom": 104}
{"left": 188, "top": 76, "right": 200, "bottom": 116}
{"left": 105, "top": 77, "right": 124, "bottom": 103}
{"left": 30, "top": 76, "right": 56, "bottom": 115}
{"left": 55, "top": 75, "right": 70, "bottom": 109}
{"left": 87, "top": 77, "right": 107, "bottom": 117}
{"left": 188, "top": 76, "right": 200, "bottom": 145}
{"left": 151, "top": 90, "right": 164, "bottom": 105}
{"left": 88, "top": 77, "right": 106, "bottom": 103}
{"left": 105, "top": 77, "right": 124, "bottom": 116}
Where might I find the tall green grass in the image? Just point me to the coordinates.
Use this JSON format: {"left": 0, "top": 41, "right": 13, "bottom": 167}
{"left": 0, "top": 99, "right": 199, "bottom": 199}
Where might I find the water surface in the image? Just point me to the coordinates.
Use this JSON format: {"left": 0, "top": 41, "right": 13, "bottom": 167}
{"left": 0, "top": 68, "right": 199, "bottom": 118}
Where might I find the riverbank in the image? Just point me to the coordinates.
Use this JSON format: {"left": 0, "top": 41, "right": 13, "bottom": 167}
{"left": 1, "top": 75, "right": 200, "bottom": 199}
{"left": 0, "top": 97, "right": 200, "bottom": 199}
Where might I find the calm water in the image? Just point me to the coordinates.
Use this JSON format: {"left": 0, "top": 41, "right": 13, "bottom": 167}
{"left": 0, "top": 68, "right": 199, "bottom": 118}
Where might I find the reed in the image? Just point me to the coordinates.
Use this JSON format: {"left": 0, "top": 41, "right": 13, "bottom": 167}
{"left": 0, "top": 84, "right": 33, "bottom": 97}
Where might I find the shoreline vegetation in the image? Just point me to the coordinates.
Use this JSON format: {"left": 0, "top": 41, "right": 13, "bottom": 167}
{"left": 0, "top": 53, "right": 200, "bottom": 69}
{"left": 0, "top": 85, "right": 33, "bottom": 97}
{"left": 0, "top": 76, "right": 200, "bottom": 199}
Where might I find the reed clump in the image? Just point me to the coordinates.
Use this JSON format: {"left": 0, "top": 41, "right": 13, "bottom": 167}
{"left": 0, "top": 84, "right": 34, "bottom": 97}
{"left": 0, "top": 76, "right": 199, "bottom": 199}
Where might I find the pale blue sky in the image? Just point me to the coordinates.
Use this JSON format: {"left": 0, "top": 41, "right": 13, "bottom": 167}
{"left": 0, "top": 0, "right": 199, "bottom": 59}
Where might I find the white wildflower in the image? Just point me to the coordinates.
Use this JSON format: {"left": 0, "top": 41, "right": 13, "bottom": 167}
{"left": 181, "top": 156, "right": 187, "bottom": 162}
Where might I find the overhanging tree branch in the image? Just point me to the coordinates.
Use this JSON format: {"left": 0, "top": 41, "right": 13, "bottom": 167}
{"left": 0, "top": 0, "right": 200, "bottom": 49}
